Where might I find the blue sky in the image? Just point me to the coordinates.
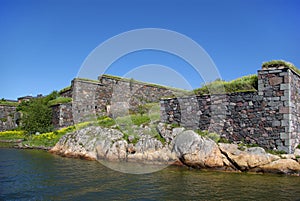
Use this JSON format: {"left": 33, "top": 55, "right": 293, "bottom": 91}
{"left": 1, "top": 0, "right": 299, "bottom": 100}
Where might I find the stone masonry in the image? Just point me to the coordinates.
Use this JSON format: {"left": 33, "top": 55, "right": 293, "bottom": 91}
{"left": 0, "top": 105, "right": 17, "bottom": 131}
{"left": 160, "top": 66, "right": 300, "bottom": 153}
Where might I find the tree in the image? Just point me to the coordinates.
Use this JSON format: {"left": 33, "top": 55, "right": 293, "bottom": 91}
{"left": 17, "top": 91, "right": 58, "bottom": 134}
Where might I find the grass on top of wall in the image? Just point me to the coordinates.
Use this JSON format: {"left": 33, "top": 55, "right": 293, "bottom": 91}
{"left": 262, "top": 60, "right": 300, "bottom": 75}
{"left": 0, "top": 99, "right": 19, "bottom": 107}
{"left": 48, "top": 97, "right": 72, "bottom": 107}
{"left": 193, "top": 74, "right": 258, "bottom": 95}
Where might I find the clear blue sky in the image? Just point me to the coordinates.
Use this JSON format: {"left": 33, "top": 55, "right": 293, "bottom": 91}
{"left": 1, "top": 0, "right": 299, "bottom": 100}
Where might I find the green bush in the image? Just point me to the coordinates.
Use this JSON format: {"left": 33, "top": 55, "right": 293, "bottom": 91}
{"left": 17, "top": 91, "right": 60, "bottom": 135}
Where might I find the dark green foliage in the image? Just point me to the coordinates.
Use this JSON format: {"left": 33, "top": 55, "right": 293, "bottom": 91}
{"left": 266, "top": 149, "right": 287, "bottom": 155}
{"left": 193, "top": 74, "right": 258, "bottom": 95}
{"left": 297, "top": 144, "right": 300, "bottom": 149}
{"left": 21, "top": 99, "right": 53, "bottom": 135}
{"left": 17, "top": 91, "right": 59, "bottom": 135}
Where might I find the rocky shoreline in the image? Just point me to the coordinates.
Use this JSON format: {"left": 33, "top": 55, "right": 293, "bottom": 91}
{"left": 49, "top": 124, "right": 300, "bottom": 176}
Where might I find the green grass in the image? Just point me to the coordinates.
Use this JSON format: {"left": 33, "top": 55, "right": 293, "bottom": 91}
{"left": 266, "top": 149, "right": 287, "bottom": 155}
{"left": 193, "top": 74, "right": 258, "bottom": 95}
{"left": 194, "top": 129, "right": 220, "bottom": 143}
{"left": 97, "top": 116, "right": 116, "bottom": 127}
{"left": 0, "top": 100, "right": 19, "bottom": 107}
{"left": 0, "top": 130, "right": 25, "bottom": 140}
{"left": 0, "top": 121, "right": 92, "bottom": 148}
{"left": 262, "top": 60, "right": 300, "bottom": 74}
{"left": 48, "top": 97, "right": 72, "bottom": 106}
{"left": 59, "top": 86, "right": 71, "bottom": 94}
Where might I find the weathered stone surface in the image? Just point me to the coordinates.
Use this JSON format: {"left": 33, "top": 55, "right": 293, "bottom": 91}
{"left": 173, "top": 130, "right": 224, "bottom": 168}
{"left": 219, "top": 143, "right": 280, "bottom": 171}
{"left": 161, "top": 67, "right": 300, "bottom": 153}
{"left": 51, "top": 126, "right": 177, "bottom": 164}
{"left": 0, "top": 105, "right": 18, "bottom": 131}
{"left": 294, "top": 148, "right": 300, "bottom": 156}
{"left": 269, "top": 76, "right": 283, "bottom": 86}
{"left": 258, "top": 159, "right": 300, "bottom": 174}
{"left": 157, "top": 122, "right": 185, "bottom": 143}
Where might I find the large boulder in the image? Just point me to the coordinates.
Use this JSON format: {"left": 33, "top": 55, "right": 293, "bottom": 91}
{"left": 173, "top": 130, "right": 224, "bottom": 168}
{"left": 219, "top": 143, "right": 280, "bottom": 171}
{"left": 51, "top": 125, "right": 177, "bottom": 164}
{"left": 50, "top": 126, "right": 124, "bottom": 160}
{"left": 258, "top": 159, "right": 300, "bottom": 175}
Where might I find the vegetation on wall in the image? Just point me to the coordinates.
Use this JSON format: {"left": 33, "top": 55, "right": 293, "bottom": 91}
{"left": 48, "top": 97, "right": 72, "bottom": 106}
{"left": 262, "top": 60, "right": 300, "bottom": 74}
{"left": 59, "top": 86, "right": 71, "bottom": 94}
{"left": 193, "top": 74, "right": 258, "bottom": 95}
{"left": 0, "top": 99, "right": 19, "bottom": 107}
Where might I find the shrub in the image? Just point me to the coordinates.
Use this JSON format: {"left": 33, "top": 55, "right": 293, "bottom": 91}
{"left": 20, "top": 98, "right": 53, "bottom": 135}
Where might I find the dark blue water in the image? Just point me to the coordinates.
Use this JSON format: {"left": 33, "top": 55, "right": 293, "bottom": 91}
{"left": 1, "top": 148, "right": 300, "bottom": 201}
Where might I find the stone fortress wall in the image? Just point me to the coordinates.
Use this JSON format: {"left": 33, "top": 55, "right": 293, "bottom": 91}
{"left": 1, "top": 65, "right": 300, "bottom": 153}
{"left": 161, "top": 66, "right": 300, "bottom": 153}
{"left": 0, "top": 105, "right": 17, "bottom": 131}
{"left": 51, "top": 75, "right": 177, "bottom": 128}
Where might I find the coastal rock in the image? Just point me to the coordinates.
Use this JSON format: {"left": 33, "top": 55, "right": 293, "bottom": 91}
{"left": 173, "top": 130, "right": 223, "bottom": 168}
{"left": 127, "top": 135, "right": 177, "bottom": 163}
{"left": 258, "top": 159, "right": 300, "bottom": 175}
{"left": 51, "top": 126, "right": 177, "bottom": 164}
{"left": 294, "top": 148, "right": 300, "bottom": 156}
{"left": 219, "top": 143, "right": 280, "bottom": 171}
{"left": 157, "top": 123, "right": 185, "bottom": 143}
{"left": 51, "top": 126, "right": 124, "bottom": 160}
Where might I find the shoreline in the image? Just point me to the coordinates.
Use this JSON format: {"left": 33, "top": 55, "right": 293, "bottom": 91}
{"left": 1, "top": 142, "right": 300, "bottom": 176}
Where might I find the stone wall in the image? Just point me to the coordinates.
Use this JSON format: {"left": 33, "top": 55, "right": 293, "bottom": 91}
{"left": 70, "top": 75, "right": 176, "bottom": 123}
{"left": 161, "top": 67, "right": 300, "bottom": 153}
{"left": 289, "top": 69, "right": 300, "bottom": 151}
{"left": 0, "top": 105, "right": 17, "bottom": 131}
{"left": 59, "top": 88, "right": 72, "bottom": 98}
{"left": 51, "top": 103, "right": 73, "bottom": 129}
